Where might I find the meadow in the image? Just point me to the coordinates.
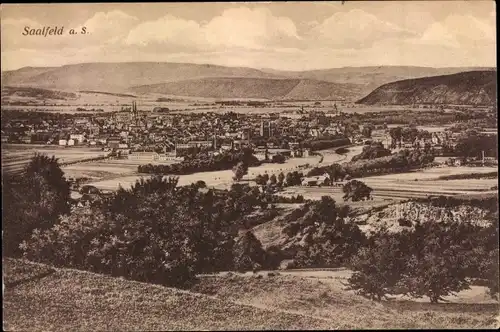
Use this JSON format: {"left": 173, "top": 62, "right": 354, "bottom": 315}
{"left": 1, "top": 144, "right": 109, "bottom": 174}
{"left": 4, "top": 258, "right": 497, "bottom": 330}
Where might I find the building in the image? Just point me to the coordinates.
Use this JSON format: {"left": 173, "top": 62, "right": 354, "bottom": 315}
{"left": 301, "top": 175, "right": 329, "bottom": 186}
{"left": 188, "top": 140, "right": 213, "bottom": 148}
{"left": 260, "top": 121, "right": 273, "bottom": 138}
{"left": 59, "top": 139, "right": 67, "bottom": 146}
{"left": 128, "top": 151, "right": 159, "bottom": 161}
{"left": 70, "top": 134, "right": 85, "bottom": 144}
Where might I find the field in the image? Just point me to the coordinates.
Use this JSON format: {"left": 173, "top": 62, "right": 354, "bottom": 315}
{"left": 281, "top": 166, "right": 498, "bottom": 201}
{"left": 1, "top": 144, "right": 109, "bottom": 174}
{"left": 3, "top": 258, "right": 497, "bottom": 330}
{"left": 61, "top": 159, "right": 179, "bottom": 181}
{"left": 87, "top": 155, "right": 322, "bottom": 191}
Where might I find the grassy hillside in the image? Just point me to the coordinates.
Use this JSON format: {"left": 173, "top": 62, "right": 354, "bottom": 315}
{"left": 3, "top": 258, "right": 331, "bottom": 330}
{"left": 356, "top": 70, "right": 497, "bottom": 106}
{"left": 191, "top": 273, "right": 499, "bottom": 329}
{"left": 130, "top": 77, "right": 362, "bottom": 100}
{"left": 4, "top": 258, "right": 497, "bottom": 330}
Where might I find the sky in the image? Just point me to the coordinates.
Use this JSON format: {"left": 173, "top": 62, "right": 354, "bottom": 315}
{"left": 0, "top": 1, "right": 496, "bottom": 71}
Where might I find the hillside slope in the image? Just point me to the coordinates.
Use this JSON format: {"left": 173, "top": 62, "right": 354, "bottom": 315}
{"left": 4, "top": 258, "right": 498, "bottom": 330}
{"left": 356, "top": 70, "right": 497, "bottom": 106}
{"left": 130, "top": 77, "right": 363, "bottom": 100}
{"left": 264, "top": 66, "right": 495, "bottom": 88}
{"left": 1, "top": 62, "right": 281, "bottom": 93}
{"left": 3, "top": 258, "right": 331, "bottom": 330}
{"left": 4, "top": 62, "right": 494, "bottom": 100}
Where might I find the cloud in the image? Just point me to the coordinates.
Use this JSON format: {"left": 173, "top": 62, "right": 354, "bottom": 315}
{"left": 124, "top": 7, "right": 300, "bottom": 52}
{"left": 414, "top": 13, "right": 495, "bottom": 49}
{"left": 82, "top": 10, "right": 139, "bottom": 42}
{"left": 309, "top": 9, "right": 417, "bottom": 49}
{"left": 1, "top": 5, "right": 496, "bottom": 71}
{"left": 124, "top": 15, "right": 207, "bottom": 51}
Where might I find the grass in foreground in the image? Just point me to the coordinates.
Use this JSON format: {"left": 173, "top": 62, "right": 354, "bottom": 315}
{"left": 190, "top": 273, "right": 499, "bottom": 329}
{"left": 3, "top": 259, "right": 332, "bottom": 331}
{"left": 3, "top": 258, "right": 499, "bottom": 330}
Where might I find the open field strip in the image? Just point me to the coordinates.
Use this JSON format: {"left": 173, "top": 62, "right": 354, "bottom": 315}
{"left": 365, "top": 166, "right": 499, "bottom": 181}
{"left": 88, "top": 156, "right": 323, "bottom": 191}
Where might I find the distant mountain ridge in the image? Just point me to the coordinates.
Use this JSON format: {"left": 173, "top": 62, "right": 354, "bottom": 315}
{"left": 356, "top": 70, "right": 497, "bottom": 106}
{"left": 1, "top": 62, "right": 496, "bottom": 101}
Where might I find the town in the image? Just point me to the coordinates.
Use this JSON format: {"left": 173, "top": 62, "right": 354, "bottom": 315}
{"left": 2, "top": 2, "right": 498, "bottom": 330}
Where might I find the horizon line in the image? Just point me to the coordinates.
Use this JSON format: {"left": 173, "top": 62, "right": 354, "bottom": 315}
{"left": 2, "top": 61, "right": 497, "bottom": 73}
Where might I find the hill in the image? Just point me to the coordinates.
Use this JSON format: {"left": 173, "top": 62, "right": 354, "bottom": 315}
{"left": 263, "top": 66, "right": 496, "bottom": 95}
{"left": 2, "top": 258, "right": 331, "bottom": 330}
{"left": 3, "top": 62, "right": 494, "bottom": 101}
{"left": 130, "top": 77, "right": 364, "bottom": 100}
{"left": 356, "top": 70, "right": 497, "bottom": 106}
{"left": 1, "top": 62, "right": 281, "bottom": 93}
{"left": 3, "top": 258, "right": 498, "bottom": 330}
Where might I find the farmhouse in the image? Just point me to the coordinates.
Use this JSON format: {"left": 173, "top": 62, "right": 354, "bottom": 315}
{"left": 301, "top": 175, "right": 330, "bottom": 186}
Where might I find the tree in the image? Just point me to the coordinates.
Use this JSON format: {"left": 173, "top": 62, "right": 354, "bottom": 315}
{"left": 342, "top": 180, "right": 373, "bottom": 202}
{"left": 362, "top": 124, "right": 374, "bottom": 138}
{"left": 233, "top": 231, "right": 267, "bottom": 272}
{"left": 351, "top": 142, "right": 391, "bottom": 161}
{"left": 232, "top": 161, "right": 248, "bottom": 181}
{"left": 255, "top": 174, "right": 266, "bottom": 185}
{"left": 3, "top": 154, "right": 71, "bottom": 256}
{"left": 401, "top": 222, "right": 478, "bottom": 303}
{"left": 277, "top": 172, "right": 285, "bottom": 186}
{"left": 262, "top": 173, "right": 270, "bottom": 184}
{"left": 346, "top": 228, "right": 408, "bottom": 301}
{"left": 347, "top": 219, "right": 490, "bottom": 304}
{"left": 389, "top": 127, "right": 403, "bottom": 148}
{"left": 269, "top": 174, "right": 277, "bottom": 185}
{"left": 195, "top": 180, "right": 207, "bottom": 188}
{"left": 271, "top": 154, "right": 286, "bottom": 164}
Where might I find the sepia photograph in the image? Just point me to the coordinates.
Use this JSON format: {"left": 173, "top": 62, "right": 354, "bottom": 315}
{"left": 1, "top": 1, "right": 499, "bottom": 330}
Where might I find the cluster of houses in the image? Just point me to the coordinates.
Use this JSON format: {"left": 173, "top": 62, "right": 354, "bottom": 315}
{"left": 2, "top": 105, "right": 346, "bottom": 160}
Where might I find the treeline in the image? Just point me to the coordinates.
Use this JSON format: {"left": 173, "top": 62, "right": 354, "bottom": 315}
{"left": 138, "top": 148, "right": 260, "bottom": 175}
{"left": 304, "top": 149, "right": 434, "bottom": 180}
{"left": 343, "top": 149, "right": 435, "bottom": 178}
{"left": 255, "top": 171, "right": 304, "bottom": 187}
{"left": 302, "top": 137, "right": 351, "bottom": 151}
